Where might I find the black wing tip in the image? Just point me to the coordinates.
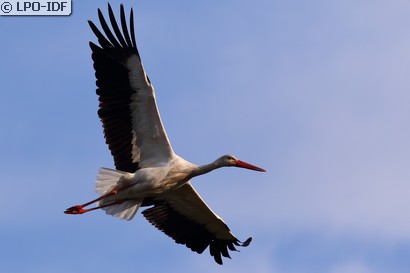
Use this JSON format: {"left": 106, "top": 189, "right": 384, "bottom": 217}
{"left": 89, "top": 41, "right": 99, "bottom": 49}
{"left": 97, "top": 7, "right": 106, "bottom": 27}
{"left": 241, "top": 237, "right": 252, "bottom": 247}
{"left": 210, "top": 237, "right": 252, "bottom": 265}
{"left": 90, "top": 3, "right": 137, "bottom": 51}
{"left": 87, "top": 19, "right": 97, "bottom": 31}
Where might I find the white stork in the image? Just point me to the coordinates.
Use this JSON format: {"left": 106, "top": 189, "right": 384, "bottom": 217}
{"left": 65, "top": 4, "right": 266, "bottom": 265}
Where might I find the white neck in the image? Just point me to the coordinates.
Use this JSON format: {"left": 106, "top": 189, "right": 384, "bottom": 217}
{"left": 189, "top": 160, "right": 224, "bottom": 178}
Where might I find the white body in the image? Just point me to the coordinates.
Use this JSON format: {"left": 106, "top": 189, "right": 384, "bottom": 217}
{"left": 96, "top": 156, "right": 196, "bottom": 212}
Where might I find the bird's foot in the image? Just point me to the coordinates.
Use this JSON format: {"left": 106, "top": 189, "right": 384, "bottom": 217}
{"left": 64, "top": 205, "right": 87, "bottom": 215}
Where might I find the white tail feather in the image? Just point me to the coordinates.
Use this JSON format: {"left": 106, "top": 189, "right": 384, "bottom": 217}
{"left": 95, "top": 168, "right": 142, "bottom": 220}
{"left": 95, "top": 168, "right": 126, "bottom": 195}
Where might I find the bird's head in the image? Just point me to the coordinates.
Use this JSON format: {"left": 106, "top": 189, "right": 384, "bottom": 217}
{"left": 218, "top": 154, "right": 266, "bottom": 172}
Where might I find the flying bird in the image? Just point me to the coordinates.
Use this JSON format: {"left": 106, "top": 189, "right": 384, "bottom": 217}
{"left": 64, "top": 4, "right": 266, "bottom": 265}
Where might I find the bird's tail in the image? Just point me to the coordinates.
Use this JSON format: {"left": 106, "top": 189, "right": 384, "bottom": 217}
{"left": 95, "top": 167, "right": 127, "bottom": 195}
{"left": 95, "top": 168, "right": 142, "bottom": 221}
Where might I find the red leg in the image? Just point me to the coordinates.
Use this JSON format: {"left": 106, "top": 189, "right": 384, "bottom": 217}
{"left": 64, "top": 200, "right": 126, "bottom": 214}
{"left": 64, "top": 183, "right": 135, "bottom": 215}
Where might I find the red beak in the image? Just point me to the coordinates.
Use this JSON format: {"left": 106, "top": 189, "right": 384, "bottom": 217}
{"left": 235, "top": 160, "right": 266, "bottom": 172}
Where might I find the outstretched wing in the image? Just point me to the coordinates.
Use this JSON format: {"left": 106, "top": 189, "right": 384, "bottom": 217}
{"left": 142, "top": 182, "right": 252, "bottom": 265}
{"left": 89, "top": 4, "right": 174, "bottom": 172}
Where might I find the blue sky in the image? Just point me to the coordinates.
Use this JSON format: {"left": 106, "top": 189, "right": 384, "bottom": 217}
{"left": 1, "top": 0, "right": 410, "bottom": 272}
